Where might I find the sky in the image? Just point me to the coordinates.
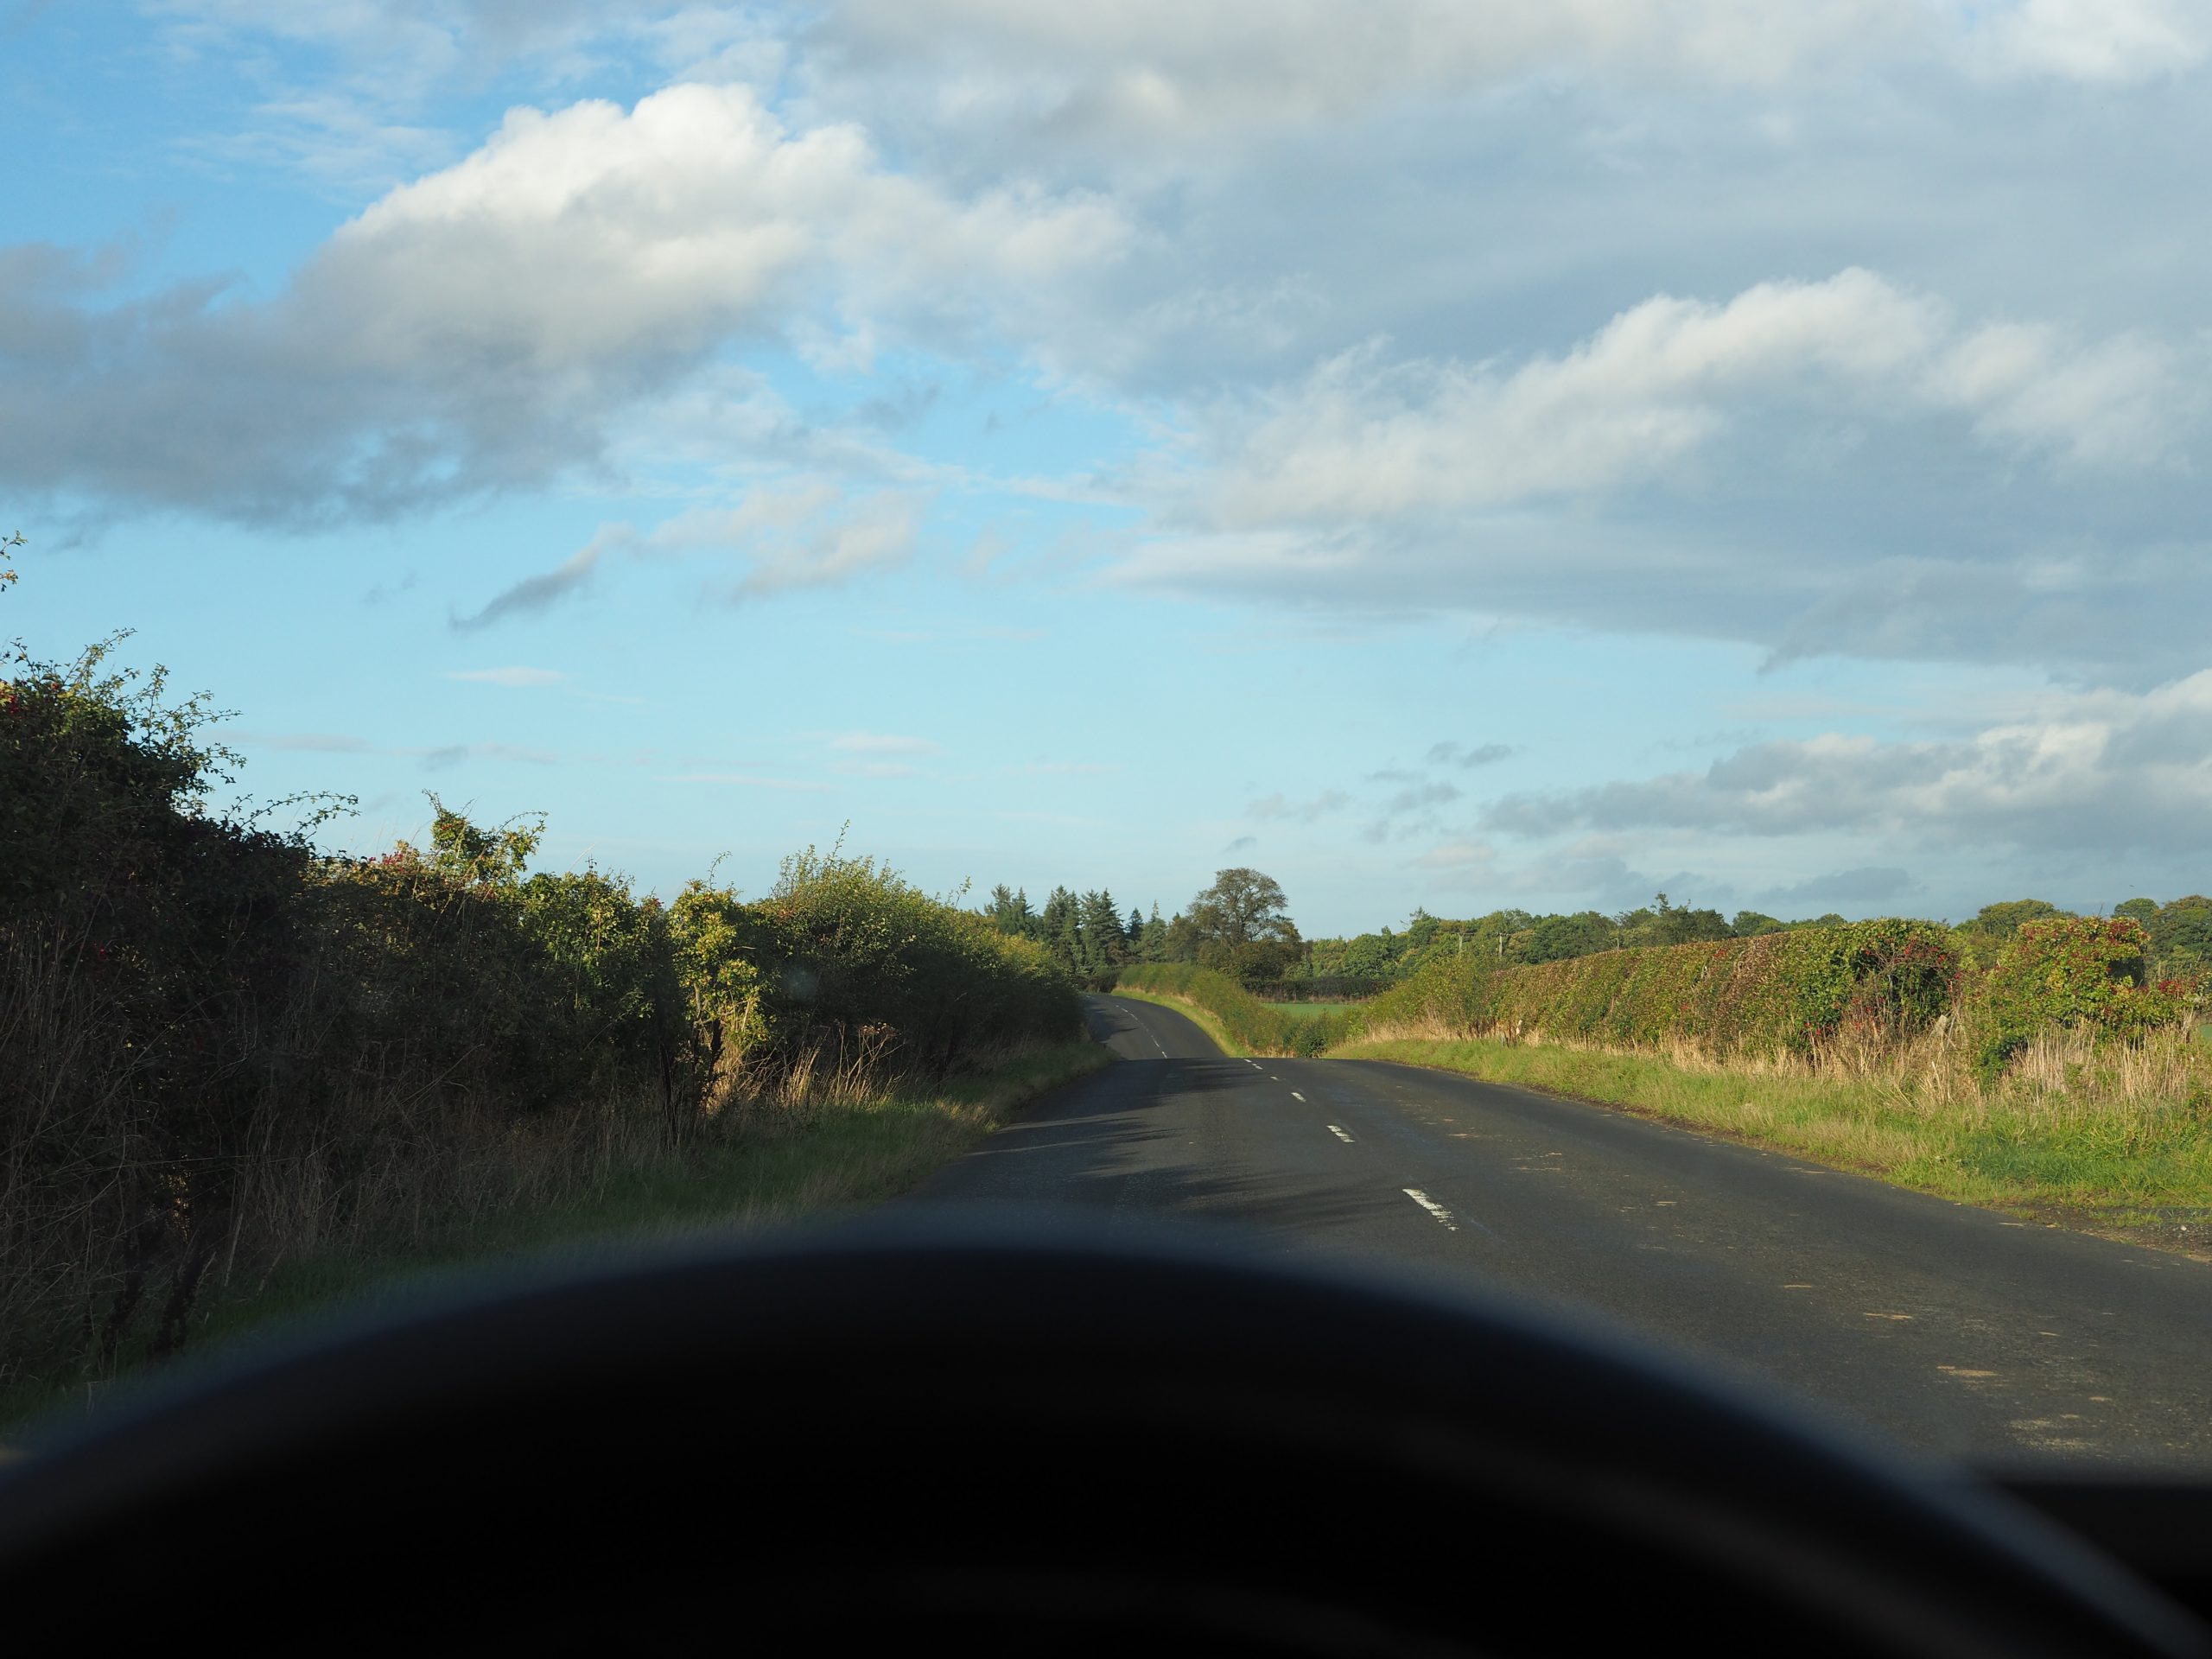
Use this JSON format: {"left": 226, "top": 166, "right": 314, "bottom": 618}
{"left": 4, "top": 1, "right": 2211, "bottom": 936}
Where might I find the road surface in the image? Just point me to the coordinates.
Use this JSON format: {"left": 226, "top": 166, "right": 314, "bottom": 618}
{"left": 912, "top": 995, "right": 2212, "bottom": 1469}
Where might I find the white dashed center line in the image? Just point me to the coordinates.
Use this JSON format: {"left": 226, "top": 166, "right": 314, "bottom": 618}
{"left": 1403, "top": 1188, "right": 1458, "bottom": 1231}
{"left": 1290, "top": 1090, "right": 1306, "bottom": 1103}
{"left": 1327, "top": 1124, "right": 1355, "bottom": 1143}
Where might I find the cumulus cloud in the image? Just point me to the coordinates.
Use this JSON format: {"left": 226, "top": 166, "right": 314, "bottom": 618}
{"left": 1108, "top": 270, "right": 2204, "bottom": 680}
{"left": 1482, "top": 670, "right": 2212, "bottom": 859}
{"left": 0, "top": 81, "right": 1121, "bottom": 526}
{"left": 1181, "top": 271, "right": 2181, "bottom": 534}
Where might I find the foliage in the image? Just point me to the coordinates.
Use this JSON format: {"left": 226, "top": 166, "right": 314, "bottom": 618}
{"left": 2, "top": 614, "right": 1076, "bottom": 1395}
{"left": 1979, "top": 917, "right": 2197, "bottom": 1071}
{"left": 1188, "top": 867, "right": 1295, "bottom": 949}
{"left": 1115, "top": 963, "right": 1360, "bottom": 1057}
{"left": 1358, "top": 920, "right": 1962, "bottom": 1058}
{"left": 2146, "top": 896, "right": 2212, "bottom": 981}
{"left": 747, "top": 843, "right": 1078, "bottom": 1077}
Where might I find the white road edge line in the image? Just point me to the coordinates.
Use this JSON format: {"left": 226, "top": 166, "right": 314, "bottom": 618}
{"left": 1290, "top": 1090, "right": 1306, "bottom": 1103}
{"left": 1403, "top": 1188, "right": 1458, "bottom": 1232}
{"left": 1327, "top": 1124, "right": 1354, "bottom": 1142}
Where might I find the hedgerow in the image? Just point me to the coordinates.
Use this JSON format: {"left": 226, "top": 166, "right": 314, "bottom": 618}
{"left": 1358, "top": 920, "right": 1964, "bottom": 1058}
{"left": 1977, "top": 917, "right": 2199, "bottom": 1071}
{"left": 1114, "top": 963, "right": 1360, "bottom": 1056}
{"left": 0, "top": 646, "right": 1077, "bottom": 1395}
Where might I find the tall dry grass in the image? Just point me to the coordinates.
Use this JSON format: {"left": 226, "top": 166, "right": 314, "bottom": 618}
{"left": 1343, "top": 1007, "right": 2212, "bottom": 1234}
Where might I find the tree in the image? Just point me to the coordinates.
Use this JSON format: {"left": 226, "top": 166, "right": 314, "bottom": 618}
{"left": 986, "top": 883, "right": 1034, "bottom": 936}
{"left": 1526, "top": 912, "right": 1613, "bottom": 962}
{"left": 2114, "top": 897, "right": 2159, "bottom": 925}
{"left": 1189, "top": 868, "right": 1300, "bottom": 982}
{"left": 2149, "top": 897, "right": 2212, "bottom": 979}
{"left": 1079, "top": 888, "right": 1127, "bottom": 968}
{"left": 1338, "top": 931, "right": 1395, "bottom": 977}
{"left": 1730, "top": 910, "right": 1784, "bottom": 938}
{"left": 1039, "top": 887, "right": 1082, "bottom": 973}
{"left": 1189, "top": 868, "right": 1296, "bottom": 950}
{"left": 1971, "top": 899, "right": 2065, "bottom": 938}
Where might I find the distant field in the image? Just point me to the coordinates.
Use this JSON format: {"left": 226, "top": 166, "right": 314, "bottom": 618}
{"left": 1267, "top": 1001, "right": 1368, "bottom": 1019}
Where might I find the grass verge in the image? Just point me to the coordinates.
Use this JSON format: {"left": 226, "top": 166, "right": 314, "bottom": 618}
{"left": 1109, "top": 986, "right": 1257, "bottom": 1057}
{"left": 3, "top": 1039, "right": 1109, "bottom": 1441}
{"left": 1338, "top": 1035, "right": 2212, "bottom": 1254}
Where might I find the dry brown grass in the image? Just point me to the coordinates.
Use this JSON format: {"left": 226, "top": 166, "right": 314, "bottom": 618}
{"left": 1341, "top": 1014, "right": 2212, "bottom": 1245}
{"left": 2, "top": 1031, "right": 1106, "bottom": 1427}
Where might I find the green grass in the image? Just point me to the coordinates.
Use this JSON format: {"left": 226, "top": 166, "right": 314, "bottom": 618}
{"left": 2, "top": 1039, "right": 1109, "bottom": 1441}
{"left": 1268, "top": 1001, "right": 1363, "bottom": 1020}
{"left": 1338, "top": 1035, "right": 2212, "bottom": 1249}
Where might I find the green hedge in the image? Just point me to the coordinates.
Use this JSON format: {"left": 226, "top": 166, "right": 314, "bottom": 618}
{"left": 1113, "top": 963, "right": 1360, "bottom": 1056}
{"left": 1357, "top": 920, "right": 1961, "bottom": 1058}
{"left": 1979, "top": 916, "right": 2197, "bottom": 1068}
{"left": 2, "top": 655, "right": 1079, "bottom": 1391}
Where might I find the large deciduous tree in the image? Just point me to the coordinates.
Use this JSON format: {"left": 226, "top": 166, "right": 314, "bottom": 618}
{"left": 1188, "top": 867, "right": 1300, "bottom": 982}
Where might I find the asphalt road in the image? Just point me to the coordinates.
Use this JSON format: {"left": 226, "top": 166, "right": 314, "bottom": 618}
{"left": 912, "top": 995, "right": 2212, "bottom": 1470}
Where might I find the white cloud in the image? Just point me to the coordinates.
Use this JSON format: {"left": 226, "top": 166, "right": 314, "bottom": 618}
{"left": 0, "top": 81, "right": 1121, "bottom": 525}
{"left": 308, "top": 82, "right": 1122, "bottom": 382}
{"left": 1184, "top": 270, "right": 2177, "bottom": 532}
{"left": 814, "top": 1, "right": 1925, "bottom": 154}
{"left": 1103, "top": 270, "right": 2202, "bottom": 679}
{"left": 1482, "top": 669, "right": 2212, "bottom": 858}
{"left": 653, "top": 772, "right": 832, "bottom": 791}
{"left": 1247, "top": 788, "right": 1351, "bottom": 823}
{"left": 443, "top": 665, "right": 568, "bottom": 686}
{"left": 1969, "top": 0, "right": 2210, "bottom": 84}
{"left": 1926, "top": 322, "right": 2183, "bottom": 467}
{"left": 830, "top": 731, "right": 942, "bottom": 756}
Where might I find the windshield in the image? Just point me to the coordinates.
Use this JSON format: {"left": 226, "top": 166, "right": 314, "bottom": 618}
{"left": 3, "top": 3, "right": 2209, "bottom": 1479}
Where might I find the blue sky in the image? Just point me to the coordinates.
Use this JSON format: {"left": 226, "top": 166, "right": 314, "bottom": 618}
{"left": 7, "top": 2, "right": 2211, "bottom": 935}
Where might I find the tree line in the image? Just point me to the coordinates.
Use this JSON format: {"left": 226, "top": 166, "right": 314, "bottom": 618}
{"left": 985, "top": 867, "right": 1303, "bottom": 982}
{"left": 986, "top": 869, "right": 2212, "bottom": 993}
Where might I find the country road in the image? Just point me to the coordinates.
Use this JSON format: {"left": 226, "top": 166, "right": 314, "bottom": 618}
{"left": 913, "top": 995, "right": 2212, "bottom": 1470}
